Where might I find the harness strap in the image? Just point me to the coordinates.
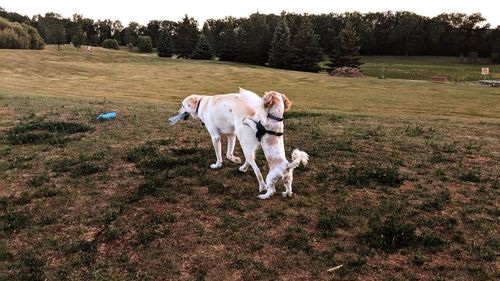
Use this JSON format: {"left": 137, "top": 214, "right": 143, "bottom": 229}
{"left": 256, "top": 121, "right": 283, "bottom": 141}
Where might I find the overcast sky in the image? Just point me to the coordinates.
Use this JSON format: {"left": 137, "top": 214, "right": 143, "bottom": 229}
{"left": 2, "top": 0, "right": 499, "bottom": 27}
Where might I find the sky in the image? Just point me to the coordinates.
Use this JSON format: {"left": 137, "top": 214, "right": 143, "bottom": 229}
{"left": 1, "top": 0, "right": 499, "bottom": 27}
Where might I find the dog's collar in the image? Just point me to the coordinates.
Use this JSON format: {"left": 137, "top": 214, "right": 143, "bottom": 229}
{"left": 267, "top": 113, "right": 283, "bottom": 122}
{"left": 256, "top": 121, "right": 283, "bottom": 141}
{"left": 195, "top": 97, "right": 203, "bottom": 115}
{"left": 195, "top": 98, "right": 205, "bottom": 126}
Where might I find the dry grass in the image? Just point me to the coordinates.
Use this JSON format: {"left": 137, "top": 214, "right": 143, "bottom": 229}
{"left": 0, "top": 46, "right": 499, "bottom": 280}
{"left": 1, "top": 45, "right": 499, "bottom": 119}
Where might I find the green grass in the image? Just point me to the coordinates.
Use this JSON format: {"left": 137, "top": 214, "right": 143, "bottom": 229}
{"left": 361, "top": 56, "right": 500, "bottom": 81}
{"left": 0, "top": 46, "right": 499, "bottom": 280}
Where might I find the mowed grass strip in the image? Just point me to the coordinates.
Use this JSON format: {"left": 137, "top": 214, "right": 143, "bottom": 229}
{"left": 361, "top": 55, "right": 500, "bottom": 81}
{"left": 0, "top": 46, "right": 499, "bottom": 120}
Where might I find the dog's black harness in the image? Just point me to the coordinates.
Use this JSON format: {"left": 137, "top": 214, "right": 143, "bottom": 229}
{"left": 251, "top": 113, "right": 285, "bottom": 141}
{"left": 256, "top": 121, "right": 283, "bottom": 141}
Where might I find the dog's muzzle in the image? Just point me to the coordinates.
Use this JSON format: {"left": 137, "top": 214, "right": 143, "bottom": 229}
{"left": 168, "top": 111, "right": 189, "bottom": 125}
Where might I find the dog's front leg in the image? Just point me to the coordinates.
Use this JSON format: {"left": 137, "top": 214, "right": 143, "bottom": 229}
{"left": 210, "top": 135, "right": 223, "bottom": 169}
{"left": 243, "top": 118, "right": 258, "bottom": 133}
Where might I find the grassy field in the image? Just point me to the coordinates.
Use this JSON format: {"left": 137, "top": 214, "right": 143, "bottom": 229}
{"left": 0, "top": 46, "right": 499, "bottom": 280}
{"left": 361, "top": 56, "right": 500, "bottom": 82}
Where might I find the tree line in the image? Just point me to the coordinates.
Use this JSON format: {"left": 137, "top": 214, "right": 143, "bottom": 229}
{"left": 2, "top": 7, "right": 500, "bottom": 68}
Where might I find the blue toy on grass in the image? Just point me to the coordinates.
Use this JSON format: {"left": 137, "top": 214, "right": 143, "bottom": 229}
{"left": 96, "top": 112, "right": 116, "bottom": 120}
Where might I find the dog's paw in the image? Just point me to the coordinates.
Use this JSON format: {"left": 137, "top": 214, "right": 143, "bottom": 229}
{"left": 238, "top": 164, "right": 248, "bottom": 172}
{"left": 282, "top": 191, "right": 293, "bottom": 198}
{"left": 228, "top": 156, "right": 241, "bottom": 164}
{"left": 258, "top": 194, "right": 271, "bottom": 200}
{"left": 258, "top": 191, "right": 274, "bottom": 200}
{"left": 210, "top": 163, "right": 222, "bottom": 169}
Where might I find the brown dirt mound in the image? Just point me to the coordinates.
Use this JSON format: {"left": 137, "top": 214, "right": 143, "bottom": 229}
{"left": 330, "top": 67, "right": 364, "bottom": 78}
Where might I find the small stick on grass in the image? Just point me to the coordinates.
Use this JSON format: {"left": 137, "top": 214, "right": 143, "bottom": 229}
{"left": 327, "top": 264, "right": 344, "bottom": 272}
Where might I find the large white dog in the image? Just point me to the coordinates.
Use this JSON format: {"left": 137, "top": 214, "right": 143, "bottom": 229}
{"left": 169, "top": 88, "right": 267, "bottom": 193}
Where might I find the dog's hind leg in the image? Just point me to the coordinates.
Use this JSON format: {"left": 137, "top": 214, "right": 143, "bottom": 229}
{"left": 282, "top": 171, "right": 293, "bottom": 197}
{"left": 226, "top": 134, "right": 242, "bottom": 163}
{"left": 258, "top": 170, "right": 280, "bottom": 199}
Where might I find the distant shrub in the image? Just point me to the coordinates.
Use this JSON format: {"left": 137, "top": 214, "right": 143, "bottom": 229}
{"left": 0, "top": 27, "right": 27, "bottom": 48}
{"left": 491, "top": 52, "right": 500, "bottom": 64}
{"left": 137, "top": 36, "right": 152, "bottom": 53}
{"left": 492, "top": 38, "right": 500, "bottom": 63}
{"left": 466, "top": 51, "right": 479, "bottom": 64}
{"left": 0, "top": 16, "right": 46, "bottom": 49}
{"left": 0, "top": 17, "right": 44, "bottom": 49}
{"left": 102, "top": 39, "right": 119, "bottom": 50}
{"left": 24, "top": 24, "right": 44, "bottom": 49}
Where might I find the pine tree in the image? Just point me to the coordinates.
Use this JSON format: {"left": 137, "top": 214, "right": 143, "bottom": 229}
{"left": 330, "top": 21, "right": 362, "bottom": 68}
{"left": 157, "top": 29, "right": 175, "bottom": 57}
{"left": 242, "top": 13, "right": 272, "bottom": 65}
{"left": 219, "top": 28, "right": 238, "bottom": 61}
{"left": 286, "top": 16, "right": 323, "bottom": 72}
{"left": 234, "top": 27, "right": 250, "bottom": 63}
{"left": 268, "top": 15, "right": 291, "bottom": 69}
{"left": 190, "top": 34, "right": 213, "bottom": 60}
{"left": 174, "top": 15, "right": 199, "bottom": 58}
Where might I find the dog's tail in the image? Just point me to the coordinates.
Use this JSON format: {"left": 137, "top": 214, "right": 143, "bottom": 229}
{"left": 287, "top": 149, "right": 309, "bottom": 171}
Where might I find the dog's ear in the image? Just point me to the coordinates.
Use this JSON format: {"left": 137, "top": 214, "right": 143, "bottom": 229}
{"left": 281, "top": 94, "right": 292, "bottom": 111}
{"left": 187, "top": 95, "right": 198, "bottom": 110}
{"left": 263, "top": 91, "right": 277, "bottom": 108}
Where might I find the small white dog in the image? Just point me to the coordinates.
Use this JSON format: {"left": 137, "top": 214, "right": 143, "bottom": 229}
{"left": 243, "top": 91, "right": 309, "bottom": 199}
{"left": 169, "top": 88, "right": 267, "bottom": 192}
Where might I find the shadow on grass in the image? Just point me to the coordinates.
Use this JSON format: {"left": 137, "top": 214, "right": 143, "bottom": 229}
{"left": 6, "top": 120, "right": 92, "bottom": 145}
